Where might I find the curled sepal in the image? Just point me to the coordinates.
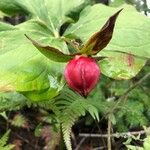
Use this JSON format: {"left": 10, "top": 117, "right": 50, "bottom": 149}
{"left": 25, "top": 35, "right": 75, "bottom": 62}
{"left": 81, "top": 9, "right": 123, "bottom": 55}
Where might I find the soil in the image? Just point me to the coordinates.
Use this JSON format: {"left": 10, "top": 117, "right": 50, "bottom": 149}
{"left": 0, "top": 107, "right": 129, "bottom": 150}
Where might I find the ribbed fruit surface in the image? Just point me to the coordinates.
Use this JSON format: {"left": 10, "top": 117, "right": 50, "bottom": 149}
{"left": 64, "top": 55, "right": 100, "bottom": 97}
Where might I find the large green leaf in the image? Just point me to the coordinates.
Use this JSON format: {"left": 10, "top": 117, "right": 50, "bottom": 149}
{"left": 0, "top": 0, "right": 91, "bottom": 35}
{"left": 0, "top": 0, "right": 91, "bottom": 101}
{"left": 99, "top": 52, "right": 145, "bottom": 79}
{"left": 0, "top": 25, "right": 65, "bottom": 100}
{"left": 26, "top": 35, "right": 75, "bottom": 62}
{"left": 0, "top": 21, "right": 65, "bottom": 93}
{"left": 65, "top": 4, "right": 150, "bottom": 58}
{"left": 65, "top": 4, "right": 150, "bottom": 79}
{"left": 0, "top": 11, "right": 6, "bottom": 18}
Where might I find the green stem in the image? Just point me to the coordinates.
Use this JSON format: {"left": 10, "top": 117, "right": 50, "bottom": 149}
{"left": 59, "top": 124, "right": 65, "bottom": 150}
{"left": 62, "top": 37, "right": 80, "bottom": 52}
{"left": 107, "top": 115, "right": 112, "bottom": 150}
{"left": 106, "top": 72, "right": 150, "bottom": 115}
{"left": 95, "top": 120, "right": 107, "bottom": 148}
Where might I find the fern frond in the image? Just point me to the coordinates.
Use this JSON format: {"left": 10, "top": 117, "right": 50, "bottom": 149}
{"left": 55, "top": 88, "right": 99, "bottom": 150}
{"left": 26, "top": 99, "right": 60, "bottom": 115}
{"left": 115, "top": 100, "right": 148, "bottom": 132}
{"left": 60, "top": 99, "right": 86, "bottom": 150}
{"left": 0, "top": 145, "right": 14, "bottom": 150}
{"left": 11, "top": 114, "right": 27, "bottom": 128}
{"left": 0, "top": 92, "right": 26, "bottom": 112}
{"left": 0, "top": 130, "right": 14, "bottom": 150}
{"left": 0, "top": 130, "right": 10, "bottom": 147}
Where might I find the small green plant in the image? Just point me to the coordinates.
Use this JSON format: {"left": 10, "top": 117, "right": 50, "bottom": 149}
{"left": 0, "top": 130, "right": 14, "bottom": 150}
{"left": 10, "top": 113, "right": 28, "bottom": 128}
{"left": 124, "top": 127, "right": 150, "bottom": 150}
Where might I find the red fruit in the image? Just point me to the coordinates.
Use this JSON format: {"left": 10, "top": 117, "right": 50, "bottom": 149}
{"left": 64, "top": 55, "right": 100, "bottom": 97}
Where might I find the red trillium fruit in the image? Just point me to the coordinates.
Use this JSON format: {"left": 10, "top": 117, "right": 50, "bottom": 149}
{"left": 64, "top": 55, "right": 100, "bottom": 97}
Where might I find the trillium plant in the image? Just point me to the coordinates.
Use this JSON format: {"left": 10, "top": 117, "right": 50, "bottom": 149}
{"left": 27, "top": 9, "right": 122, "bottom": 97}
{"left": 1, "top": 0, "right": 150, "bottom": 149}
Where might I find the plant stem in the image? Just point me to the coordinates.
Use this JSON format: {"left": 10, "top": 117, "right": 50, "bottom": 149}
{"left": 62, "top": 37, "right": 80, "bottom": 51}
{"left": 75, "top": 137, "right": 86, "bottom": 150}
{"left": 95, "top": 120, "right": 106, "bottom": 148}
{"left": 107, "top": 115, "right": 111, "bottom": 150}
{"left": 108, "top": 72, "right": 150, "bottom": 115}
{"left": 59, "top": 124, "right": 65, "bottom": 150}
{"left": 79, "top": 127, "right": 150, "bottom": 138}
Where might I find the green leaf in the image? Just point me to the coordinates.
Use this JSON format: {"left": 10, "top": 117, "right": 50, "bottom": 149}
{"left": 0, "top": 22, "right": 16, "bottom": 31}
{"left": 65, "top": 4, "right": 150, "bottom": 79}
{"left": 0, "top": 11, "right": 6, "bottom": 17}
{"left": 144, "top": 136, "right": 150, "bottom": 150}
{"left": 0, "top": 21, "right": 66, "bottom": 101}
{"left": 99, "top": 52, "right": 146, "bottom": 79}
{"left": 0, "top": 0, "right": 90, "bottom": 101}
{"left": 26, "top": 35, "right": 74, "bottom": 62}
{"left": 81, "top": 9, "right": 122, "bottom": 55}
{"left": 0, "top": 0, "right": 91, "bottom": 35}
{"left": 110, "top": 0, "right": 125, "bottom": 7}
{"left": 126, "top": 145, "right": 144, "bottom": 150}
{"left": 22, "top": 73, "right": 65, "bottom": 101}
{"left": 65, "top": 4, "right": 150, "bottom": 58}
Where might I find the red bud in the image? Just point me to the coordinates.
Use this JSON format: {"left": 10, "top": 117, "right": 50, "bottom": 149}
{"left": 64, "top": 55, "right": 100, "bottom": 97}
